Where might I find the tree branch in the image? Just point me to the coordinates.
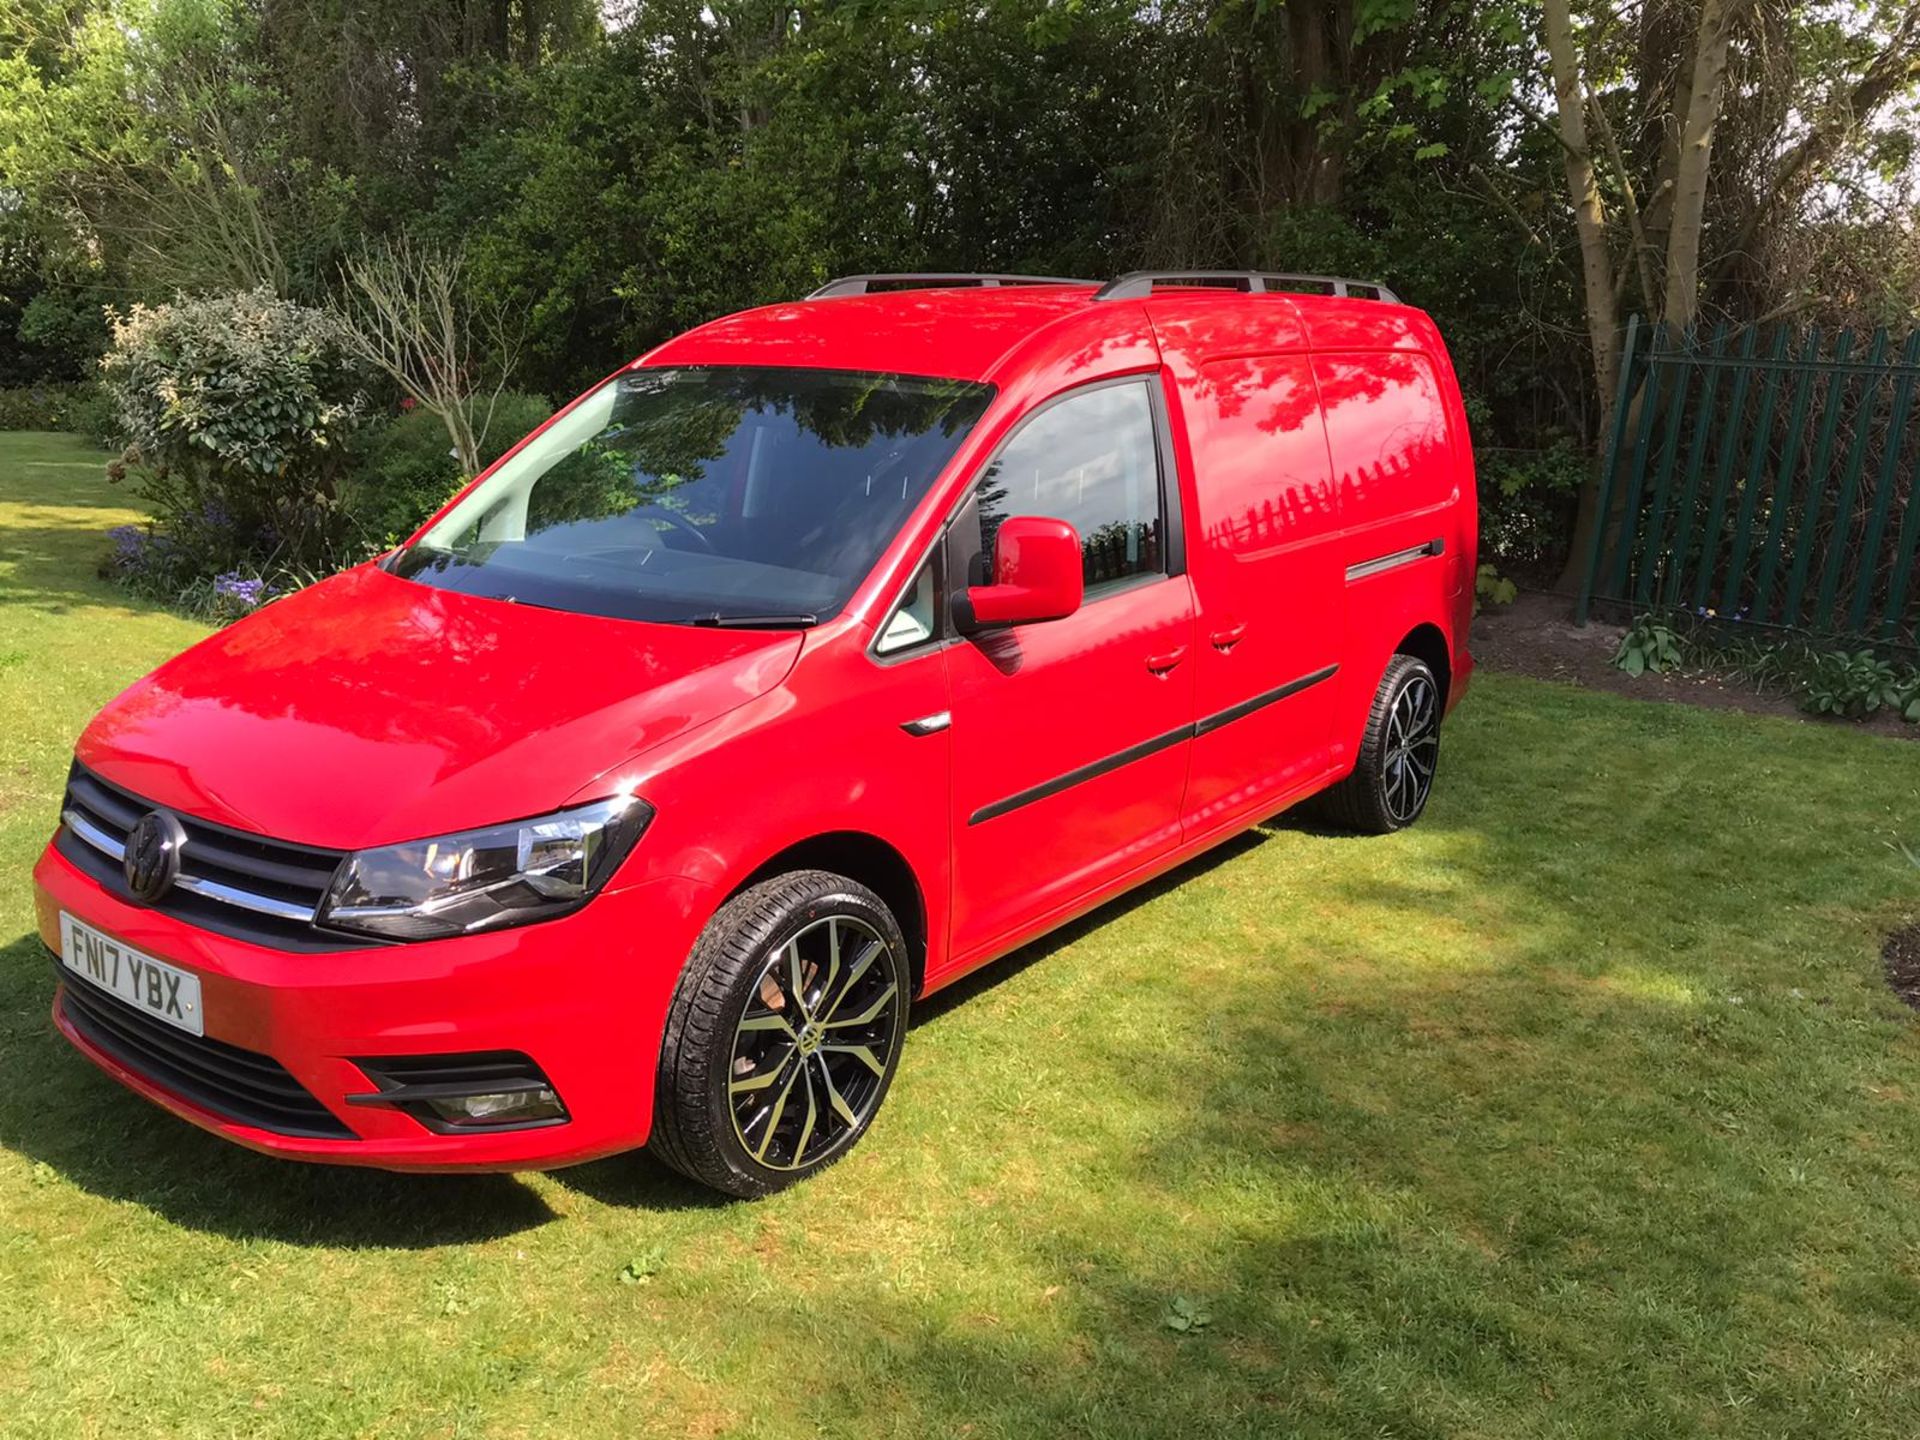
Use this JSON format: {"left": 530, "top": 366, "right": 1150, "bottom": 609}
{"left": 1716, "top": 10, "right": 1920, "bottom": 278}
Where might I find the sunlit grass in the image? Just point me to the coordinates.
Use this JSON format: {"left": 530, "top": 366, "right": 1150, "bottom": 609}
{"left": 2, "top": 430, "right": 1919, "bottom": 1436}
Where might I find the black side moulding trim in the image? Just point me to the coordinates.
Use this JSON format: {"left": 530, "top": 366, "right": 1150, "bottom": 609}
{"left": 967, "top": 664, "right": 1338, "bottom": 825}
{"left": 968, "top": 723, "right": 1192, "bottom": 826}
{"left": 1193, "top": 664, "right": 1340, "bottom": 737}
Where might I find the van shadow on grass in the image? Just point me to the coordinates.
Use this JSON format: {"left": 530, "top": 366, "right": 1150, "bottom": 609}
{"left": 0, "top": 932, "right": 556, "bottom": 1247}
{"left": 555, "top": 829, "right": 1297, "bottom": 1211}
{"left": 911, "top": 822, "right": 1285, "bottom": 1028}
{"left": 0, "top": 823, "right": 1304, "bottom": 1235}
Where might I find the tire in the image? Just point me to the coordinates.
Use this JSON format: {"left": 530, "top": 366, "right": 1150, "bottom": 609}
{"left": 1312, "top": 654, "right": 1442, "bottom": 835}
{"left": 650, "top": 869, "right": 911, "bottom": 1198}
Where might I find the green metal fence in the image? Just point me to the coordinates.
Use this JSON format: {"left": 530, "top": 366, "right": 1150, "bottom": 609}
{"left": 1574, "top": 315, "right": 1920, "bottom": 645}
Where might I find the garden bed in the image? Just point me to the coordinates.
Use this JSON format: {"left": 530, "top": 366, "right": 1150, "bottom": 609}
{"left": 1473, "top": 590, "right": 1920, "bottom": 741}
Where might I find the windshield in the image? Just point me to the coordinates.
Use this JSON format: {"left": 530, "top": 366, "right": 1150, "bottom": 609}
{"left": 390, "top": 367, "right": 994, "bottom": 625}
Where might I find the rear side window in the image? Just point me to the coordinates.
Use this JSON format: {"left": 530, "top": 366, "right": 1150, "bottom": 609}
{"left": 1313, "top": 352, "right": 1454, "bottom": 526}
{"left": 971, "top": 380, "right": 1166, "bottom": 597}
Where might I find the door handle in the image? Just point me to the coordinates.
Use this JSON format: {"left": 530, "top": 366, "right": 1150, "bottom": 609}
{"left": 1145, "top": 646, "right": 1187, "bottom": 676}
{"left": 900, "top": 711, "right": 951, "bottom": 736}
{"left": 1210, "top": 622, "right": 1247, "bottom": 651}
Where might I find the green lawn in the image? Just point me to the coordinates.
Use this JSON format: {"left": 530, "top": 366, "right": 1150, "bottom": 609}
{"left": 3, "top": 429, "right": 1920, "bottom": 1438}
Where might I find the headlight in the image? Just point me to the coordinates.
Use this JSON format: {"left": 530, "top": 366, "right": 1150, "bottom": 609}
{"left": 318, "top": 796, "right": 654, "bottom": 940}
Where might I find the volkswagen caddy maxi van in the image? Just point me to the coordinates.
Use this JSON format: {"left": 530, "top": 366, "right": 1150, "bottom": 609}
{"left": 35, "top": 271, "right": 1475, "bottom": 1196}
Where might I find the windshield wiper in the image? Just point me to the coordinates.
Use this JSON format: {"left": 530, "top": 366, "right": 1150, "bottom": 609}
{"left": 684, "top": 611, "right": 819, "bottom": 630}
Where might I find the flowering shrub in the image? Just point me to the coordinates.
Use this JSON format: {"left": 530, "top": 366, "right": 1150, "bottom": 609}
{"left": 99, "top": 289, "right": 366, "bottom": 589}
{"left": 211, "top": 570, "right": 273, "bottom": 619}
{"left": 215, "top": 571, "right": 268, "bottom": 606}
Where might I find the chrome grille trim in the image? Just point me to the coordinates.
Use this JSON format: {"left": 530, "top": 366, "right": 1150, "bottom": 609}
{"left": 62, "top": 807, "right": 125, "bottom": 860}
{"left": 63, "top": 806, "right": 318, "bottom": 922}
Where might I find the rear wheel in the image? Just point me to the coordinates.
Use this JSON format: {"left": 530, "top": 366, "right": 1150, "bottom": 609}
{"left": 650, "top": 870, "right": 910, "bottom": 1198}
{"left": 1313, "top": 654, "right": 1442, "bottom": 834}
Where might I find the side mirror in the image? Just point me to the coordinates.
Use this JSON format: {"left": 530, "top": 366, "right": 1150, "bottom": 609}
{"left": 956, "top": 515, "right": 1084, "bottom": 633}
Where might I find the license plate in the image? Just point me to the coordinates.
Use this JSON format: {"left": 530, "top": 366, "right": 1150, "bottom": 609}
{"left": 58, "top": 912, "right": 204, "bottom": 1037}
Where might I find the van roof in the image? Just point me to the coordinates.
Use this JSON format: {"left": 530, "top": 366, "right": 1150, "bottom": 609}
{"left": 640, "top": 273, "right": 1425, "bottom": 385}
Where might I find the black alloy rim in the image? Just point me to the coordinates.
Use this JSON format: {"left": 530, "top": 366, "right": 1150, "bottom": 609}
{"left": 1383, "top": 673, "right": 1439, "bottom": 824}
{"left": 727, "top": 914, "right": 903, "bottom": 1171}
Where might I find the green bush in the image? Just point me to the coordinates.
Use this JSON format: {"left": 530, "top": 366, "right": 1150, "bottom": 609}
{"left": 65, "top": 384, "right": 125, "bottom": 449}
{"left": 0, "top": 381, "right": 123, "bottom": 446}
{"left": 341, "top": 391, "right": 553, "bottom": 549}
{"left": 0, "top": 383, "right": 84, "bottom": 430}
{"left": 1478, "top": 439, "right": 1587, "bottom": 571}
{"left": 16, "top": 291, "right": 108, "bottom": 380}
{"left": 1798, "top": 649, "right": 1912, "bottom": 721}
{"left": 1475, "top": 563, "right": 1517, "bottom": 609}
{"left": 99, "top": 288, "right": 367, "bottom": 582}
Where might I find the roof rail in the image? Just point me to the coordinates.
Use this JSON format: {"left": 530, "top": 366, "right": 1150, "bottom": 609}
{"left": 1092, "top": 270, "right": 1400, "bottom": 304}
{"left": 807, "top": 273, "right": 1093, "bottom": 299}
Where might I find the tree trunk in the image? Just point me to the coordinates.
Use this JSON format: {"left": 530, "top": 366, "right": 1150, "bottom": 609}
{"left": 1284, "top": 2, "right": 1332, "bottom": 206}
{"left": 1543, "top": 0, "right": 1623, "bottom": 596}
{"left": 1662, "top": 0, "right": 1736, "bottom": 328}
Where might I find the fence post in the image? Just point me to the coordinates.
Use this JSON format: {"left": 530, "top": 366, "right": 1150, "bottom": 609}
{"left": 1851, "top": 330, "right": 1920, "bottom": 633}
{"left": 1690, "top": 324, "right": 1760, "bottom": 613}
{"left": 1753, "top": 326, "right": 1827, "bottom": 623}
{"left": 1662, "top": 321, "right": 1730, "bottom": 609}
{"left": 1879, "top": 350, "right": 1920, "bottom": 638}
{"left": 1633, "top": 325, "right": 1698, "bottom": 607}
{"left": 1782, "top": 327, "right": 1862, "bottom": 625}
{"left": 1575, "top": 314, "right": 1641, "bottom": 626}
{"left": 1722, "top": 326, "right": 1800, "bottom": 616}
{"left": 1607, "top": 323, "right": 1672, "bottom": 603}
{"left": 1812, "top": 327, "right": 1890, "bottom": 630}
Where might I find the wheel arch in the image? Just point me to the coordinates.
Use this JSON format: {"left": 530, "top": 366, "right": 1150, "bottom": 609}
{"left": 1393, "top": 622, "right": 1452, "bottom": 710}
{"left": 730, "top": 831, "right": 930, "bottom": 995}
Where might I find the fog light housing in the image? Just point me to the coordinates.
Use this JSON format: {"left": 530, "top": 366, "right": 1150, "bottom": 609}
{"left": 427, "top": 1087, "right": 565, "bottom": 1127}
{"left": 348, "top": 1051, "right": 570, "bottom": 1133}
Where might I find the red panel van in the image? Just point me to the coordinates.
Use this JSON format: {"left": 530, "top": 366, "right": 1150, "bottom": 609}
{"left": 33, "top": 271, "right": 1476, "bottom": 1195}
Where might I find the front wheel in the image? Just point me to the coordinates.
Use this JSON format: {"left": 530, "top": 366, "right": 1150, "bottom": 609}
{"left": 1313, "top": 654, "right": 1442, "bottom": 834}
{"left": 650, "top": 870, "right": 910, "bottom": 1197}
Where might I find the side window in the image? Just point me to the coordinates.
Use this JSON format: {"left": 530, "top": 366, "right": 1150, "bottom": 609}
{"left": 975, "top": 380, "right": 1165, "bottom": 597}
{"left": 874, "top": 558, "right": 937, "bottom": 656}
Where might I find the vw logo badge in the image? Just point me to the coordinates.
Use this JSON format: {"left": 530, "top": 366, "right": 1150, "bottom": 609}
{"left": 124, "top": 809, "right": 187, "bottom": 902}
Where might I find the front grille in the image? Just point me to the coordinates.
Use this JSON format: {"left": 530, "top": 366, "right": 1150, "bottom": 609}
{"left": 58, "top": 969, "right": 354, "bottom": 1139}
{"left": 56, "top": 762, "right": 377, "bottom": 952}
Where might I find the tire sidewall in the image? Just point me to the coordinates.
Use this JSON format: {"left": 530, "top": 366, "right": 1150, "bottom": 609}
{"left": 1368, "top": 657, "right": 1439, "bottom": 830}
{"left": 685, "top": 876, "right": 911, "bottom": 1192}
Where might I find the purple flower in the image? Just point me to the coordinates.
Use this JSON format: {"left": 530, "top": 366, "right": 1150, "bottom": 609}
{"left": 108, "top": 524, "right": 145, "bottom": 561}
{"left": 213, "top": 571, "right": 269, "bottom": 609}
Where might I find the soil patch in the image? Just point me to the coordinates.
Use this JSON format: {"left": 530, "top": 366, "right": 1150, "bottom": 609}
{"left": 1884, "top": 923, "right": 1920, "bottom": 1011}
{"left": 1472, "top": 591, "right": 1917, "bottom": 741}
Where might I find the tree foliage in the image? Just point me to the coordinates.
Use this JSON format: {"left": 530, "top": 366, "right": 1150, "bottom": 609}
{"left": 4, "top": 0, "right": 1918, "bottom": 578}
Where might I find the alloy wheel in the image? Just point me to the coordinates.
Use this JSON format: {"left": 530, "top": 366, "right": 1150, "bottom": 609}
{"left": 1382, "top": 672, "right": 1439, "bottom": 824}
{"left": 726, "top": 915, "right": 903, "bottom": 1171}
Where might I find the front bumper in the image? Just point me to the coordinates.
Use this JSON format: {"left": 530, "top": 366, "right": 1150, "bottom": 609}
{"left": 34, "top": 840, "right": 716, "bottom": 1171}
